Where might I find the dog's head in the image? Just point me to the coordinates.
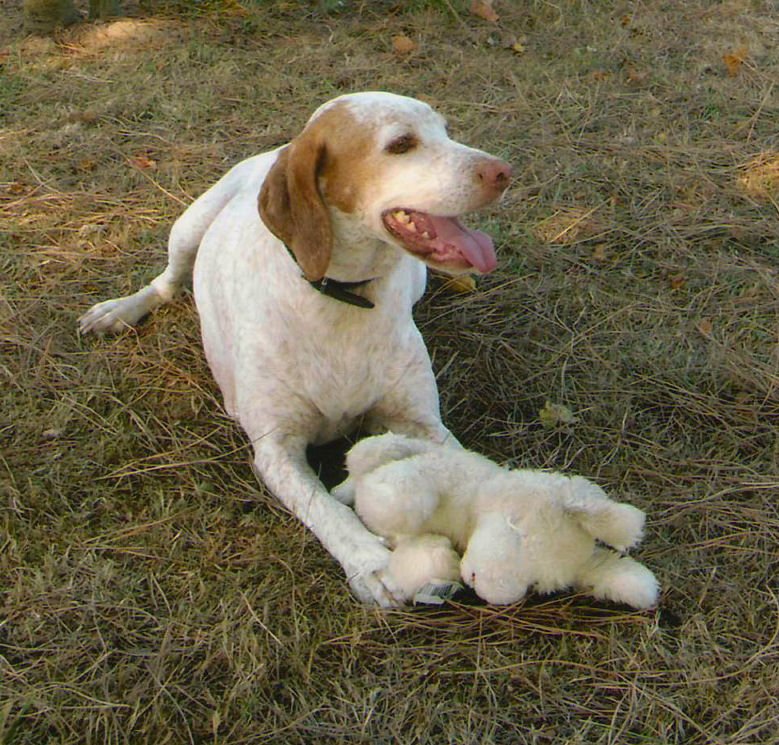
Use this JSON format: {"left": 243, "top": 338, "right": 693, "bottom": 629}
{"left": 259, "top": 91, "right": 511, "bottom": 281}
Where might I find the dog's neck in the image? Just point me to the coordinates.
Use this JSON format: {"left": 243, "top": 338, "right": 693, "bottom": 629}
{"left": 325, "top": 206, "right": 405, "bottom": 284}
{"left": 283, "top": 206, "right": 416, "bottom": 310}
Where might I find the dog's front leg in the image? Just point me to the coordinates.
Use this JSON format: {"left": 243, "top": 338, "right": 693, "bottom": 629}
{"left": 252, "top": 432, "right": 404, "bottom": 607}
{"left": 364, "top": 356, "right": 461, "bottom": 448}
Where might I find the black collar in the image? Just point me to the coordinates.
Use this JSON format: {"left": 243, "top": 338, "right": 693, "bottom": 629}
{"left": 308, "top": 276, "right": 375, "bottom": 309}
{"left": 283, "top": 244, "right": 375, "bottom": 309}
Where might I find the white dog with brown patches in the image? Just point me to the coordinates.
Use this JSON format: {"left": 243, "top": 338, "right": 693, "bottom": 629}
{"left": 79, "top": 92, "right": 512, "bottom": 606}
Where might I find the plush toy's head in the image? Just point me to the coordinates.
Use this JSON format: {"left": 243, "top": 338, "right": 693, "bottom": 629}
{"left": 458, "top": 475, "right": 658, "bottom": 608}
{"left": 459, "top": 512, "right": 529, "bottom": 604}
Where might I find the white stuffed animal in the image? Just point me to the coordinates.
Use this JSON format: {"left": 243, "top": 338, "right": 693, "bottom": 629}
{"left": 333, "top": 434, "right": 659, "bottom": 609}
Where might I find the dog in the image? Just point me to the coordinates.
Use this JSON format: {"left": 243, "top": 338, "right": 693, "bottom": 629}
{"left": 79, "top": 91, "right": 512, "bottom": 606}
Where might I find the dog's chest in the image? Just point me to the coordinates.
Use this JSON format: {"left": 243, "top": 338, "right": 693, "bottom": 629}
{"left": 296, "top": 320, "right": 405, "bottom": 423}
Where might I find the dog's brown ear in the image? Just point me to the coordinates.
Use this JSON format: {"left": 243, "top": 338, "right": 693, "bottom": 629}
{"left": 258, "top": 134, "right": 333, "bottom": 282}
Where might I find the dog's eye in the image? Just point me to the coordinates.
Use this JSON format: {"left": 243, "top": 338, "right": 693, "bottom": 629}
{"left": 385, "top": 134, "right": 417, "bottom": 155}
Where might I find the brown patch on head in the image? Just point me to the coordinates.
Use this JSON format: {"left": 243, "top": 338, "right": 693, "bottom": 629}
{"left": 314, "top": 103, "right": 379, "bottom": 214}
{"left": 258, "top": 102, "right": 378, "bottom": 280}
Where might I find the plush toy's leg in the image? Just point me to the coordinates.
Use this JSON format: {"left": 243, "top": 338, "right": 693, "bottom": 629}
{"left": 332, "top": 433, "right": 441, "bottom": 506}
{"left": 388, "top": 535, "right": 462, "bottom": 604}
{"left": 575, "top": 547, "right": 659, "bottom": 609}
{"left": 353, "top": 461, "right": 439, "bottom": 539}
{"left": 563, "top": 476, "right": 647, "bottom": 551}
{"left": 331, "top": 477, "right": 357, "bottom": 506}
{"left": 349, "top": 433, "right": 441, "bottom": 474}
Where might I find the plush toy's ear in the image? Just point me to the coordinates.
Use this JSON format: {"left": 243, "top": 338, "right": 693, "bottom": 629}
{"left": 258, "top": 133, "right": 333, "bottom": 282}
{"left": 562, "top": 476, "right": 645, "bottom": 552}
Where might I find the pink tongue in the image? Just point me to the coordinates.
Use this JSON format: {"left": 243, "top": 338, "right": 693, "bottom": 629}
{"left": 427, "top": 216, "right": 498, "bottom": 274}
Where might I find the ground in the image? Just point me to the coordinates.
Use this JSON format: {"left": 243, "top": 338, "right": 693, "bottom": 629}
{"left": 1, "top": 1, "right": 778, "bottom": 743}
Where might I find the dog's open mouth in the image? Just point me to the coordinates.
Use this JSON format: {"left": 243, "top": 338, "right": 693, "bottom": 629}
{"left": 382, "top": 208, "right": 497, "bottom": 274}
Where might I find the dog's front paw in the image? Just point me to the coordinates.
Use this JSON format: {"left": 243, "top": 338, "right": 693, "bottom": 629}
{"left": 348, "top": 565, "right": 406, "bottom": 608}
{"left": 344, "top": 543, "right": 405, "bottom": 608}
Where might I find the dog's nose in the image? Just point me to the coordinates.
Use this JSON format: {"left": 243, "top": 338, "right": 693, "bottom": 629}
{"left": 476, "top": 159, "right": 512, "bottom": 193}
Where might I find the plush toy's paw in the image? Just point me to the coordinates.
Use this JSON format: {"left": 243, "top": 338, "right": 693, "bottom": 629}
{"left": 588, "top": 555, "right": 659, "bottom": 610}
{"left": 566, "top": 477, "right": 646, "bottom": 551}
{"left": 388, "top": 535, "right": 461, "bottom": 603}
{"left": 604, "top": 503, "right": 646, "bottom": 552}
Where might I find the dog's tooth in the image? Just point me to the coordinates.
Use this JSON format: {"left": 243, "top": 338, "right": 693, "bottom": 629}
{"left": 421, "top": 231, "right": 431, "bottom": 239}
{"left": 407, "top": 222, "right": 417, "bottom": 232}
{"left": 398, "top": 212, "right": 411, "bottom": 224}
{"left": 392, "top": 210, "right": 405, "bottom": 221}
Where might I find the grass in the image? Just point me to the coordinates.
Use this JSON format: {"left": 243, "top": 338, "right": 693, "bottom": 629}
{"left": 2, "top": 0, "right": 779, "bottom": 742}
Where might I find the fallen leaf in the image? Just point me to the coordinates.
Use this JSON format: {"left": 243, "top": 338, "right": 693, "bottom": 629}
{"left": 723, "top": 46, "right": 748, "bottom": 76}
{"left": 738, "top": 152, "right": 779, "bottom": 200}
{"left": 669, "top": 273, "right": 686, "bottom": 290}
{"left": 722, "top": 54, "right": 742, "bottom": 76}
{"left": 511, "top": 40, "right": 526, "bottom": 55}
{"left": 79, "top": 159, "right": 97, "bottom": 172}
{"left": 441, "top": 275, "right": 477, "bottom": 293}
{"left": 130, "top": 155, "right": 157, "bottom": 170}
{"left": 392, "top": 34, "right": 417, "bottom": 55}
{"left": 470, "top": 0, "right": 499, "bottom": 22}
{"left": 539, "top": 401, "right": 578, "bottom": 429}
{"left": 591, "top": 243, "right": 608, "bottom": 262}
{"left": 697, "top": 319, "right": 713, "bottom": 336}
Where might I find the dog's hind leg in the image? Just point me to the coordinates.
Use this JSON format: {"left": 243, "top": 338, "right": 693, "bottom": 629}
{"left": 78, "top": 158, "right": 256, "bottom": 335}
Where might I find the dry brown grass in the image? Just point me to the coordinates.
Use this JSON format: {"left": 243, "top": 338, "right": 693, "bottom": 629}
{"left": 2, "top": 1, "right": 779, "bottom": 743}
